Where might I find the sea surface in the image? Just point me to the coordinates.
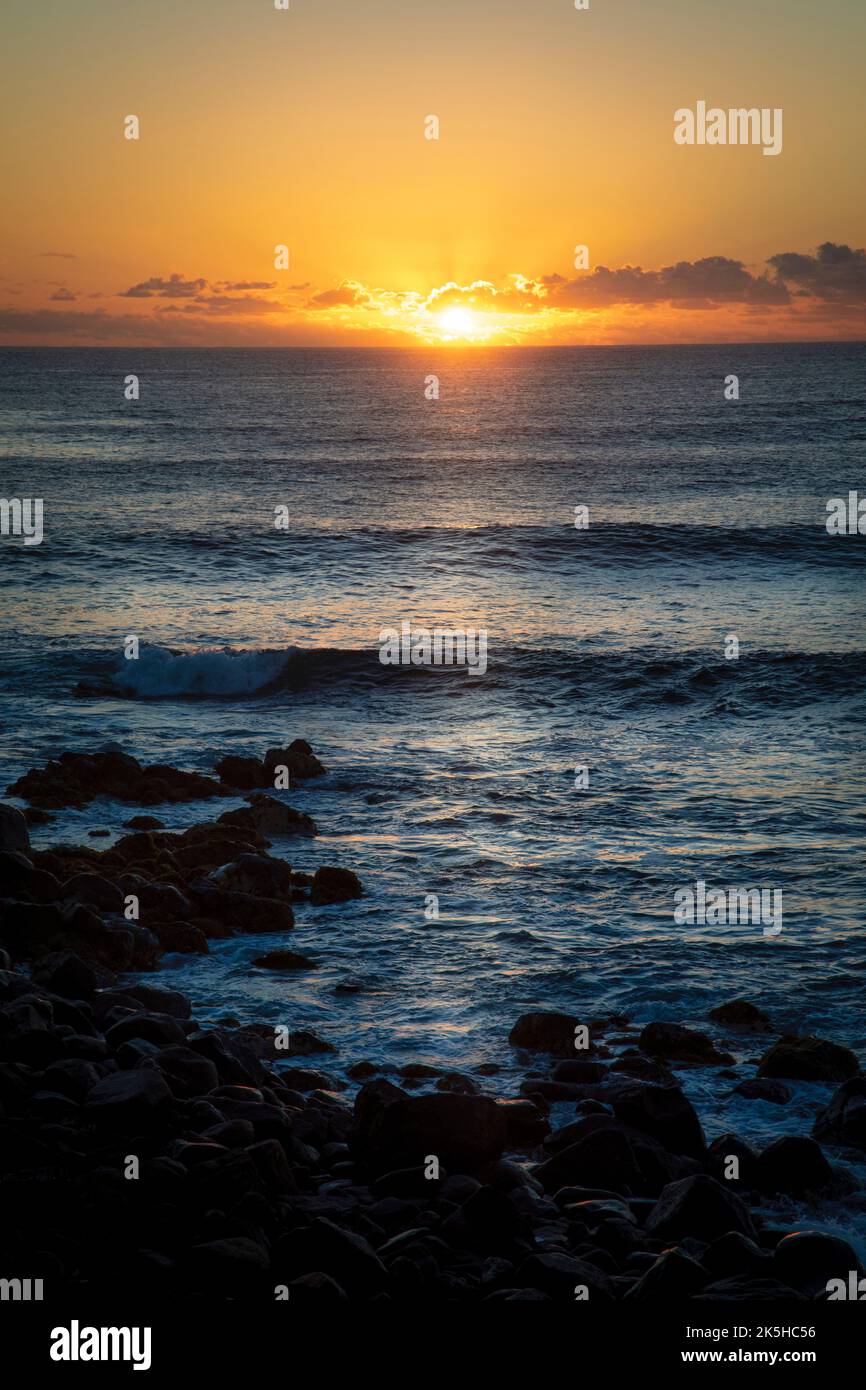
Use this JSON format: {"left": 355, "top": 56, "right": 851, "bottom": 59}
{"left": 1, "top": 344, "right": 865, "bottom": 1247}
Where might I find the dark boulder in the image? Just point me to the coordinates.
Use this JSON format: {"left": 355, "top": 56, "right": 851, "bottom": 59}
{"left": 0, "top": 805, "right": 30, "bottom": 854}
{"left": 219, "top": 795, "right": 316, "bottom": 839}
{"left": 85, "top": 1069, "right": 172, "bottom": 1126}
{"left": 639, "top": 1021, "right": 733, "bottom": 1067}
{"left": 753, "top": 1136, "right": 834, "bottom": 1195}
{"left": 645, "top": 1175, "right": 756, "bottom": 1242}
{"left": 310, "top": 866, "right": 363, "bottom": 905}
{"left": 732, "top": 1078, "right": 792, "bottom": 1105}
{"left": 757, "top": 1034, "right": 859, "bottom": 1083}
{"left": 353, "top": 1091, "right": 506, "bottom": 1174}
{"left": 610, "top": 1082, "right": 706, "bottom": 1159}
{"left": 709, "top": 999, "right": 772, "bottom": 1032}
{"left": 812, "top": 1077, "right": 866, "bottom": 1150}
{"left": 508, "top": 1011, "right": 588, "bottom": 1059}
{"left": 773, "top": 1231, "right": 863, "bottom": 1295}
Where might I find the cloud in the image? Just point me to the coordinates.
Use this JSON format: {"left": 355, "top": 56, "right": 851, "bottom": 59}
{"left": 767, "top": 242, "right": 866, "bottom": 302}
{"left": 545, "top": 256, "right": 790, "bottom": 309}
{"left": 309, "top": 281, "right": 371, "bottom": 309}
{"left": 216, "top": 280, "right": 277, "bottom": 291}
{"left": 49, "top": 288, "right": 77, "bottom": 302}
{"left": 120, "top": 273, "right": 208, "bottom": 299}
{"left": 35, "top": 252, "right": 77, "bottom": 260}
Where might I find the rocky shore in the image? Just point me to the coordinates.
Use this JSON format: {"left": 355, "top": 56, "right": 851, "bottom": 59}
{"left": 1, "top": 745, "right": 865, "bottom": 1302}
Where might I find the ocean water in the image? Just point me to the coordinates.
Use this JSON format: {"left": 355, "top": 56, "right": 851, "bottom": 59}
{"left": 1, "top": 344, "right": 865, "bottom": 1245}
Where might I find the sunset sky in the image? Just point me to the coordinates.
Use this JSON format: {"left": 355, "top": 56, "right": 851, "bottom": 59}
{"left": 1, "top": 0, "right": 864, "bottom": 345}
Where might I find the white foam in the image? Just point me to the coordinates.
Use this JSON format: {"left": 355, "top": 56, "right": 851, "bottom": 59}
{"left": 110, "top": 645, "right": 292, "bottom": 698}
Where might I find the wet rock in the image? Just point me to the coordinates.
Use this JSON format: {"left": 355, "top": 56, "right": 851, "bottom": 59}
{"left": 252, "top": 949, "right": 316, "bottom": 971}
{"left": 0, "top": 851, "right": 60, "bottom": 902}
{"left": 710, "top": 999, "right": 772, "bottom": 1032}
{"left": 496, "top": 1098, "right": 550, "bottom": 1148}
{"left": 280, "top": 1067, "right": 345, "bottom": 1092}
{"left": 190, "top": 885, "right": 295, "bottom": 934}
{"left": 732, "top": 1078, "right": 792, "bottom": 1105}
{"left": 219, "top": 795, "right": 317, "bottom": 839}
{"left": 703, "top": 1231, "right": 772, "bottom": 1280}
{"left": 310, "top": 866, "right": 363, "bottom": 905}
{"left": 435, "top": 1071, "right": 480, "bottom": 1095}
{"left": 150, "top": 1044, "right": 220, "bottom": 1097}
{"left": 214, "top": 755, "right": 269, "bottom": 790}
{"left": 514, "top": 1252, "right": 614, "bottom": 1301}
{"left": 122, "top": 984, "right": 191, "bottom": 1019}
{"left": 624, "top": 1248, "right": 709, "bottom": 1300}
{"left": 534, "top": 1120, "right": 696, "bottom": 1198}
{"left": 645, "top": 1175, "right": 756, "bottom": 1242}
{"left": 609, "top": 1054, "right": 675, "bottom": 1085}
{"left": 773, "top": 1230, "right": 863, "bottom": 1295}
{"left": 31, "top": 950, "right": 112, "bottom": 998}
{"left": 122, "top": 816, "right": 165, "bottom": 830}
{"left": 639, "top": 1021, "right": 733, "bottom": 1067}
{"left": 694, "top": 1276, "right": 804, "bottom": 1302}
{"left": 272, "top": 1217, "right": 387, "bottom": 1297}
{"left": 813, "top": 1077, "right": 866, "bottom": 1151}
{"left": 0, "top": 804, "right": 30, "bottom": 854}
{"left": 353, "top": 1090, "right": 506, "bottom": 1175}
{"left": 104, "top": 1012, "right": 187, "bottom": 1050}
{"left": 8, "top": 751, "right": 230, "bottom": 811}
{"left": 551, "top": 1059, "right": 607, "bottom": 1083}
{"left": 610, "top": 1082, "right": 706, "bottom": 1159}
{"left": 279, "top": 1029, "right": 336, "bottom": 1056}
{"left": 263, "top": 741, "right": 326, "bottom": 781}
{"left": 347, "top": 1060, "right": 378, "bottom": 1081}
{"left": 85, "top": 1068, "right": 171, "bottom": 1126}
{"left": 208, "top": 853, "right": 294, "bottom": 899}
{"left": 61, "top": 873, "right": 124, "bottom": 913}
{"left": 753, "top": 1136, "right": 834, "bottom": 1195}
{"left": 508, "top": 1011, "right": 587, "bottom": 1059}
{"left": 757, "top": 1034, "right": 859, "bottom": 1082}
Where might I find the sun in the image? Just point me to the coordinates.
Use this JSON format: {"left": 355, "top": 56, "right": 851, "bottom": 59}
{"left": 439, "top": 306, "right": 475, "bottom": 338}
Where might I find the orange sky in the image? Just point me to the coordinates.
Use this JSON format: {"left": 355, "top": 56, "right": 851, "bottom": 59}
{"left": 1, "top": 0, "right": 864, "bottom": 345}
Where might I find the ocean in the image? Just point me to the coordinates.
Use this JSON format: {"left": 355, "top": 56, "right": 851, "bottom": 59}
{"left": 1, "top": 342, "right": 865, "bottom": 1246}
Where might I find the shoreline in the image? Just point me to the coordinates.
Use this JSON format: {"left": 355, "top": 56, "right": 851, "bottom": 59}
{"left": 1, "top": 744, "right": 865, "bottom": 1301}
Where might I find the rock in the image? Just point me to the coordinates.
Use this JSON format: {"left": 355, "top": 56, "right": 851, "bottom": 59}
{"left": 215, "top": 755, "right": 269, "bottom": 790}
{"left": 639, "top": 1021, "right": 733, "bottom": 1067}
{"left": 310, "top": 866, "right": 363, "bottom": 905}
{"left": 279, "top": 1029, "right": 336, "bottom": 1056}
{"left": 85, "top": 1069, "right": 171, "bottom": 1126}
{"left": 0, "top": 804, "right": 30, "bottom": 854}
{"left": 353, "top": 1091, "right": 506, "bottom": 1174}
{"left": 8, "top": 750, "right": 230, "bottom": 810}
{"left": 184, "top": 1237, "right": 270, "bottom": 1295}
{"left": 0, "top": 851, "right": 59, "bottom": 902}
{"left": 753, "top": 1136, "right": 834, "bottom": 1195}
{"left": 31, "top": 950, "right": 110, "bottom": 999}
{"left": 150, "top": 1045, "right": 220, "bottom": 1097}
{"left": 773, "top": 1231, "right": 863, "bottom": 1294}
{"left": 435, "top": 1072, "right": 479, "bottom": 1095}
{"left": 757, "top": 1034, "right": 859, "bottom": 1082}
{"left": 347, "top": 1060, "right": 378, "bottom": 1081}
{"left": 694, "top": 1276, "right": 804, "bottom": 1302}
{"left": 813, "top": 1077, "right": 866, "bottom": 1151}
{"left": 609, "top": 1055, "right": 675, "bottom": 1085}
{"left": 514, "top": 1252, "right": 614, "bottom": 1301}
{"left": 190, "top": 885, "right": 295, "bottom": 935}
{"left": 287, "top": 1272, "right": 348, "bottom": 1301}
{"left": 732, "top": 1078, "right": 792, "bottom": 1105}
{"left": 644, "top": 1175, "right": 756, "bottom": 1242}
{"left": 495, "top": 1098, "right": 550, "bottom": 1148}
{"left": 709, "top": 999, "right": 772, "bottom": 1032}
{"left": 551, "top": 1059, "right": 607, "bottom": 1083}
{"left": 252, "top": 949, "right": 316, "bottom": 971}
{"left": 219, "top": 795, "right": 317, "bottom": 839}
{"left": 610, "top": 1083, "right": 706, "bottom": 1159}
{"left": 273, "top": 1218, "right": 387, "bottom": 1297}
{"left": 703, "top": 1232, "right": 772, "bottom": 1280}
{"left": 61, "top": 873, "right": 124, "bottom": 913}
{"left": 121, "top": 984, "right": 191, "bottom": 1019}
{"left": 624, "top": 1248, "right": 709, "bottom": 1300}
{"left": 122, "top": 816, "right": 165, "bottom": 830}
{"left": 264, "top": 740, "right": 326, "bottom": 780}
{"left": 280, "top": 1067, "right": 344, "bottom": 1092}
{"left": 534, "top": 1120, "right": 696, "bottom": 1198}
{"left": 104, "top": 1013, "right": 187, "bottom": 1049}
{"left": 208, "top": 853, "right": 294, "bottom": 899}
{"left": 508, "top": 1011, "right": 587, "bottom": 1058}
